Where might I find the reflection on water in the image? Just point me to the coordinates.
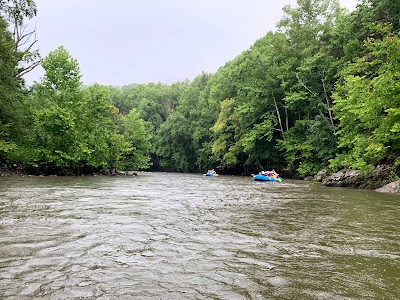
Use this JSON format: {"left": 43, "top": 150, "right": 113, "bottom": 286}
{"left": 0, "top": 173, "right": 399, "bottom": 299}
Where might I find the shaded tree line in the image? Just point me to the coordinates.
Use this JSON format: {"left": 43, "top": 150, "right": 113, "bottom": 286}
{"left": 1, "top": 0, "right": 400, "bottom": 177}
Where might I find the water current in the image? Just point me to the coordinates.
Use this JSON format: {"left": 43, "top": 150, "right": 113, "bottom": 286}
{"left": 0, "top": 172, "right": 399, "bottom": 299}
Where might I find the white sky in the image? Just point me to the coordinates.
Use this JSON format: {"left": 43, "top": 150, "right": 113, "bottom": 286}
{"left": 23, "top": 0, "right": 359, "bottom": 86}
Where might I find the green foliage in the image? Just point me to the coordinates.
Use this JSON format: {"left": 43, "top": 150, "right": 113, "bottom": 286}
{"left": 79, "top": 84, "right": 119, "bottom": 168}
{"left": 40, "top": 46, "right": 81, "bottom": 93}
{"left": 0, "top": 15, "right": 25, "bottom": 161}
{"left": 151, "top": 72, "right": 214, "bottom": 172}
{"left": 121, "top": 109, "right": 152, "bottom": 169}
{"left": 278, "top": 115, "right": 336, "bottom": 175}
{"left": 104, "top": 133, "right": 131, "bottom": 171}
{"left": 211, "top": 98, "right": 241, "bottom": 167}
{"left": 16, "top": 47, "right": 149, "bottom": 173}
{"left": 156, "top": 110, "right": 193, "bottom": 172}
{"left": 331, "top": 24, "right": 400, "bottom": 173}
{"left": 388, "top": 171, "right": 400, "bottom": 182}
{"left": 0, "top": 0, "right": 37, "bottom": 24}
{"left": 0, "top": 125, "right": 16, "bottom": 153}
{"left": 22, "top": 46, "right": 83, "bottom": 170}
{"left": 361, "top": 0, "right": 400, "bottom": 30}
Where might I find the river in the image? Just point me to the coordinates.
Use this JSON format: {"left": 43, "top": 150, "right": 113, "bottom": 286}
{"left": 0, "top": 172, "right": 399, "bottom": 299}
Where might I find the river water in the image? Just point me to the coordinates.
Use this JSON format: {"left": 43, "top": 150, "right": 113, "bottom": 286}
{"left": 0, "top": 172, "right": 399, "bottom": 299}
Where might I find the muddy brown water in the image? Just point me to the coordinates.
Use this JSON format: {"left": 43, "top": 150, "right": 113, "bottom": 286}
{"left": 0, "top": 172, "right": 399, "bottom": 299}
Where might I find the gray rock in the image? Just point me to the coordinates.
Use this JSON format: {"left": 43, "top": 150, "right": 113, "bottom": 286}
{"left": 125, "top": 171, "right": 138, "bottom": 176}
{"left": 314, "top": 168, "right": 330, "bottom": 182}
{"left": 322, "top": 169, "right": 362, "bottom": 188}
{"left": 322, "top": 165, "right": 398, "bottom": 190}
{"left": 375, "top": 180, "right": 400, "bottom": 194}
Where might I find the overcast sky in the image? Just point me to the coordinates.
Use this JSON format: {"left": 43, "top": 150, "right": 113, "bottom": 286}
{"left": 23, "top": 0, "right": 358, "bottom": 87}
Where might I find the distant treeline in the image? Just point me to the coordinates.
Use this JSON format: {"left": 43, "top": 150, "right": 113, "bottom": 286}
{"left": 1, "top": 0, "right": 400, "bottom": 176}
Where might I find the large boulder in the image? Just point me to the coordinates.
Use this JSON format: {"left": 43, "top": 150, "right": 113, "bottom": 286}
{"left": 322, "top": 164, "right": 396, "bottom": 189}
{"left": 322, "top": 169, "right": 362, "bottom": 188}
{"left": 375, "top": 180, "right": 400, "bottom": 194}
{"left": 360, "top": 164, "right": 394, "bottom": 189}
{"left": 314, "top": 168, "right": 330, "bottom": 182}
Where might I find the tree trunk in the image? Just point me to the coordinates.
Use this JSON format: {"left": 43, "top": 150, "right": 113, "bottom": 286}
{"left": 320, "top": 71, "right": 335, "bottom": 128}
{"left": 271, "top": 91, "right": 285, "bottom": 140}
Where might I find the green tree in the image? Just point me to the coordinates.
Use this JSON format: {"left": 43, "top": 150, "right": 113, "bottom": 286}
{"left": 331, "top": 24, "right": 400, "bottom": 172}
{"left": 278, "top": 115, "right": 337, "bottom": 175}
{"left": 361, "top": 0, "right": 400, "bottom": 30}
{"left": 23, "top": 46, "right": 90, "bottom": 172}
{"left": 232, "top": 32, "right": 290, "bottom": 171}
{"left": 211, "top": 98, "right": 241, "bottom": 167}
{"left": 156, "top": 110, "right": 193, "bottom": 172}
{"left": 79, "top": 84, "right": 120, "bottom": 169}
{"left": 0, "top": 15, "right": 23, "bottom": 160}
{"left": 121, "top": 108, "right": 151, "bottom": 169}
{"left": 276, "top": 0, "right": 345, "bottom": 175}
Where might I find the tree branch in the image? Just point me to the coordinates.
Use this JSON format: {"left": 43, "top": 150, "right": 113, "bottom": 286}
{"left": 295, "top": 72, "right": 322, "bottom": 102}
{"left": 17, "top": 60, "right": 41, "bottom": 78}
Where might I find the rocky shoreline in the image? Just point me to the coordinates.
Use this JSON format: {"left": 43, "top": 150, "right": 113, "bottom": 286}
{"left": 0, "top": 164, "right": 27, "bottom": 176}
{"left": 312, "top": 164, "right": 400, "bottom": 195}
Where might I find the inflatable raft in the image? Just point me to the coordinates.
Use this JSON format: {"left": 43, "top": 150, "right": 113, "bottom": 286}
{"left": 253, "top": 174, "right": 282, "bottom": 182}
{"left": 205, "top": 173, "right": 218, "bottom": 176}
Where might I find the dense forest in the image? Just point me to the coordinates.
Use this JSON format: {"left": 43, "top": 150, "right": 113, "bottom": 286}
{"left": 1, "top": 0, "right": 400, "bottom": 178}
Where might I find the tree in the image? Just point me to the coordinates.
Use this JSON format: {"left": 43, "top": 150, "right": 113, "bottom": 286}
{"left": 0, "top": 0, "right": 40, "bottom": 78}
{"left": 21, "top": 48, "right": 151, "bottom": 173}
{"left": 274, "top": 0, "right": 346, "bottom": 175}
{"left": 361, "top": 0, "right": 400, "bottom": 30}
{"left": 211, "top": 98, "right": 241, "bottom": 167}
{"left": 121, "top": 108, "right": 151, "bottom": 169}
{"left": 278, "top": 115, "right": 337, "bottom": 175}
{"left": 23, "top": 46, "right": 85, "bottom": 172}
{"left": 0, "top": 15, "right": 22, "bottom": 160}
{"left": 79, "top": 84, "right": 120, "bottom": 169}
{"left": 331, "top": 24, "right": 400, "bottom": 172}
{"left": 156, "top": 110, "right": 193, "bottom": 172}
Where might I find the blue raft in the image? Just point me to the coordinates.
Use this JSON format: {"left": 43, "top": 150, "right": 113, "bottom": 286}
{"left": 205, "top": 173, "right": 219, "bottom": 176}
{"left": 254, "top": 174, "right": 282, "bottom": 182}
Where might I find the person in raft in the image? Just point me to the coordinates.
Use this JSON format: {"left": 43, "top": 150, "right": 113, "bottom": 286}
{"left": 208, "top": 169, "right": 216, "bottom": 174}
{"left": 259, "top": 169, "right": 278, "bottom": 178}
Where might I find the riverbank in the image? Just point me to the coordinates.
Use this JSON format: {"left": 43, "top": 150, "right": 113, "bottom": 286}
{"left": 314, "top": 164, "right": 400, "bottom": 195}
{"left": 0, "top": 164, "right": 28, "bottom": 176}
{"left": 0, "top": 164, "right": 137, "bottom": 177}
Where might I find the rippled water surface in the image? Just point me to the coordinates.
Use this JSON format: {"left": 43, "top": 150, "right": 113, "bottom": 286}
{"left": 0, "top": 173, "right": 399, "bottom": 299}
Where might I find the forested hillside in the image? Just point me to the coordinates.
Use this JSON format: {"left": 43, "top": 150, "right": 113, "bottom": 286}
{"left": 1, "top": 0, "right": 400, "bottom": 178}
